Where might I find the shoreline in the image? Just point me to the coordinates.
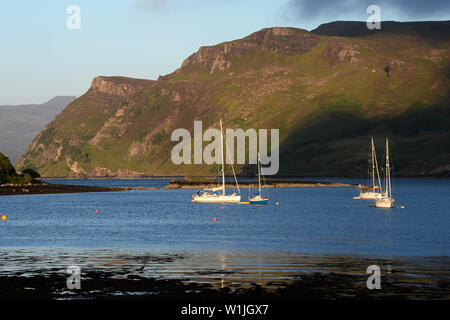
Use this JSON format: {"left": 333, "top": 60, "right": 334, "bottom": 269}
{"left": 0, "top": 179, "right": 353, "bottom": 196}
{"left": 2, "top": 271, "right": 448, "bottom": 300}
{"left": 1, "top": 175, "right": 447, "bottom": 196}
{"left": 165, "top": 179, "right": 352, "bottom": 189}
{"left": 42, "top": 175, "right": 450, "bottom": 180}
{"left": 0, "top": 183, "right": 133, "bottom": 196}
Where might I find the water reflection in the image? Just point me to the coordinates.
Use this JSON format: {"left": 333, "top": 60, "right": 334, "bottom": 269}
{"left": 0, "top": 248, "right": 448, "bottom": 290}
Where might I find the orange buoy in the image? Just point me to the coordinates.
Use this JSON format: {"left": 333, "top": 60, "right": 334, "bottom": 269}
{"left": 95, "top": 210, "right": 99, "bottom": 214}
{"left": 213, "top": 217, "right": 217, "bottom": 222}
{"left": 1, "top": 215, "right": 6, "bottom": 221}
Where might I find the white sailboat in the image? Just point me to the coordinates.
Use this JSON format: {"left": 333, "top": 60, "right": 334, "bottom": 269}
{"left": 375, "top": 138, "right": 395, "bottom": 208}
{"left": 354, "top": 137, "right": 383, "bottom": 200}
{"left": 192, "top": 118, "right": 241, "bottom": 203}
{"left": 248, "top": 152, "right": 269, "bottom": 205}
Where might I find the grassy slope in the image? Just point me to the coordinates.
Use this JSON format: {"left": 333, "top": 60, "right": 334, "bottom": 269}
{"left": 17, "top": 27, "right": 450, "bottom": 177}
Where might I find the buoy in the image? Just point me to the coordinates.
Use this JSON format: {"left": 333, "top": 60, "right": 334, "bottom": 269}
{"left": 213, "top": 217, "right": 217, "bottom": 222}
{"left": 1, "top": 215, "right": 6, "bottom": 221}
{"left": 276, "top": 202, "right": 279, "bottom": 206}
{"left": 400, "top": 206, "right": 405, "bottom": 209}
{"left": 95, "top": 210, "right": 99, "bottom": 214}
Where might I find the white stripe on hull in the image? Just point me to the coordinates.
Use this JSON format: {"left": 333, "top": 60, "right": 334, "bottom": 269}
{"left": 192, "top": 195, "right": 241, "bottom": 203}
{"left": 358, "top": 192, "right": 383, "bottom": 200}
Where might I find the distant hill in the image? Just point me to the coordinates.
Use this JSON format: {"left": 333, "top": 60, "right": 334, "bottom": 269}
{"left": 311, "top": 20, "right": 450, "bottom": 38}
{"left": 0, "top": 96, "right": 76, "bottom": 163}
{"left": 16, "top": 21, "right": 450, "bottom": 177}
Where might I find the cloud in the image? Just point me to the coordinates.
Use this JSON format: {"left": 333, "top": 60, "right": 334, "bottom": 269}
{"left": 284, "top": 0, "right": 450, "bottom": 21}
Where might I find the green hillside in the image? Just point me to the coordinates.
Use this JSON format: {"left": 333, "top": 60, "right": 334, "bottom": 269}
{"left": 0, "top": 152, "right": 39, "bottom": 184}
{"left": 16, "top": 22, "right": 450, "bottom": 177}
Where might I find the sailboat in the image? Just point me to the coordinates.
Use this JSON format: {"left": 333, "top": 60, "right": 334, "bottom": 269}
{"left": 375, "top": 138, "right": 395, "bottom": 208}
{"left": 354, "top": 137, "right": 383, "bottom": 200}
{"left": 192, "top": 118, "right": 241, "bottom": 203}
{"left": 248, "top": 152, "right": 269, "bottom": 205}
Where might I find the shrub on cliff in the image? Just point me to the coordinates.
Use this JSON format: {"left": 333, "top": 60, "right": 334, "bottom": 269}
{"left": 0, "top": 152, "right": 40, "bottom": 185}
{"left": 22, "top": 168, "right": 41, "bottom": 178}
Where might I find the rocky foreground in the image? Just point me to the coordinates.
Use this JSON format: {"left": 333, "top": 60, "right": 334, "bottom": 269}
{"left": 0, "top": 252, "right": 448, "bottom": 300}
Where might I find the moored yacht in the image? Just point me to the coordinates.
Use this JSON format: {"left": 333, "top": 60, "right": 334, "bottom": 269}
{"left": 354, "top": 138, "right": 383, "bottom": 200}
{"left": 375, "top": 138, "right": 395, "bottom": 208}
{"left": 192, "top": 118, "right": 241, "bottom": 203}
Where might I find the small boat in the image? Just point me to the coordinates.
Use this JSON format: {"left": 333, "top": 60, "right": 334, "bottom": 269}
{"left": 248, "top": 152, "right": 269, "bottom": 205}
{"left": 192, "top": 118, "right": 241, "bottom": 203}
{"left": 354, "top": 137, "right": 383, "bottom": 200}
{"left": 375, "top": 138, "right": 395, "bottom": 208}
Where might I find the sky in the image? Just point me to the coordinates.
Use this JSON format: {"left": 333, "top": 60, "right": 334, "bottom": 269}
{"left": 0, "top": 0, "right": 449, "bottom": 105}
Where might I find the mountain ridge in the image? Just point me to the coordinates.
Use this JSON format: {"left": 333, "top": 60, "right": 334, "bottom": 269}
{"left": 0, "top": 96, "right": 76, "bottom": 163}
{"left": 16, "top": 21, "right": 450, "bottom": 177}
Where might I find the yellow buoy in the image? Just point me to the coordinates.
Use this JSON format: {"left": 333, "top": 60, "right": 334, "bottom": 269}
{"left": 400, "top": 206, "right": 405, "bottom": 209}
{"left": 1, "top": 215, "right": 6, "bottom": 221}
{"left": 276, "top": 202, "right": 279, "bottom": 206}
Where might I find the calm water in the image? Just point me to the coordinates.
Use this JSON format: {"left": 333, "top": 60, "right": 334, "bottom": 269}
{"left": 0, "top": 178, "right": 449, "bottom": 288}
{"left": 0, "top": 178, "right": 448, "bottom": 256}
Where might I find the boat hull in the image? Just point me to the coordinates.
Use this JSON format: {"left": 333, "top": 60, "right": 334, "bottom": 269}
{"left": 375, "top": 197, "right": 395, "bottom": 208}
{"left": 355, "top": 192, "right": 383, "bottom": 200}
{"left": 192, "top": 194, "right": 241, "bottom": 203}
{"left": 249, "top": 198, "right": 269, "bottom": 205}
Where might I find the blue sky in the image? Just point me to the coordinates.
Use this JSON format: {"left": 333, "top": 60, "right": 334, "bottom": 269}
{"left": 0, "top": 0, "right": 449, "bottom": 105}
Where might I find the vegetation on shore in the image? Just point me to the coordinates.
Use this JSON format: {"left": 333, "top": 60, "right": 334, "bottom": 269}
{"left": 165, "top": 177, "right": 351, "bottom": 189}
{"left": 0, "top": 152, "right": 41, "bottom": 185}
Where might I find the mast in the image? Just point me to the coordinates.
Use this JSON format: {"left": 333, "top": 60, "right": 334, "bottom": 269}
{"left": 371, "top": 138, "right": 375, "bottom": 190}
{"left": 374, "top": 144, "right": 382, "bottom": 194}
{"left": 371, "top": 138, "right": 382, "bottom": 193}
{"left": 258, "top": 152, "right": 261, "bottom": 195}
{"left": 220, "top": 118, "right": 225, "bottom": 195}
{"left": 386, "top": 138, "right": 391, "bottom": 199}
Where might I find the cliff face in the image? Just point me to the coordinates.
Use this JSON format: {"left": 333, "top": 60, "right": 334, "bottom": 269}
{"left": 17, "top": 23, "right": 450, "bottom": 177}
{"left": 179, "top": 28, "right": 319, "bottom": 74}
{"left": 90, "top": 76, "right": 150, "bottom": 96}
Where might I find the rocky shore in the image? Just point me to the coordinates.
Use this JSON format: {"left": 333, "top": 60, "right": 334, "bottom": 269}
{"left": 0, "top": 183, "right": 132, "bottom": 196}
{"left": 0, "top": 179, "right": 353, "bottom": 196}
{"left": 0, "top": 265, "right": 448, "bottom": 300}
{"left": 165, "top": 179, "right": 353, "bottom": 189}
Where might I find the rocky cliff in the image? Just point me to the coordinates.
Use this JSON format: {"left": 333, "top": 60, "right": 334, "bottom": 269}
{"left": 17, "top": 22, "right": 450, "bottom": 177}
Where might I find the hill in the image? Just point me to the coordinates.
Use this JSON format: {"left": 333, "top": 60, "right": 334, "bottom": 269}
{"left": 0, "top": 96, "right": 76, "bottom": 163}
{"left": 0, "top": 152, "right": 37, "bottom": 184}
{"left": 16, "top": 22, "right": 450, "bottom": 177}
{"left": 311, "top": 20, "right": 450, "bottom": 38}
